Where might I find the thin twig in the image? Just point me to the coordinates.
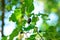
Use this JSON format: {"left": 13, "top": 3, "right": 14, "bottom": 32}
{"left": 37, "top": 32, "right": 44, "bottom": 40}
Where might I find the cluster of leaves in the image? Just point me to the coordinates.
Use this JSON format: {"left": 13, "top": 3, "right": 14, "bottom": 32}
{"left": 7, "top": 0, "right": 48, "bottom": 40}
{"left": 1, "top": 0, "right": 60, "bottom": 40}
{"left": 2, "top": 0, "right": 36, "bottom": 40}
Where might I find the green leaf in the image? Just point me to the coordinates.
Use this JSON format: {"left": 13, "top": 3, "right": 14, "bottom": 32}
{"left": 32, "top": 15, "right": 39, "bottom": 25}
{"left": 24, "top": 24, "right": 35, "bottom": 31}
{"left": 26, "top": 34, "right": 36, "bottom": 40}
{"left": 25, "top": 0, "right": 34, "bottom": 13}
{"left": 55, "top": 32, "right": 60, "bottom": 39}
{"left": 11, "top": 0, "right": 18, "bottom": 5}
{"left": 9, "top": 27, "right": 20, "bottom": 40}
{"left": 9, "top": 13, "right": 17, "bottom": 22}
{"left": 2, "top": 36, "right": 7, "bottom": 40}
{"left": 40, "top": 23, "right": 49, "bottom": 31}
{"left": 5, "top": 4, "right": 12, "bottom": 11}
{"left": 43, "top": 26, "right": 57, "bottom": 40}
{"left": 9, "top": 9, "right": 22, "bottom": 22}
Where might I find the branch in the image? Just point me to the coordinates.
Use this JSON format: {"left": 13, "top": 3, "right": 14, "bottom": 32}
{"left": 37, "top": 32, "right": 44, "bottom": 40}
{"left": 1, "top": 0, "right": 5, "bottom": 37}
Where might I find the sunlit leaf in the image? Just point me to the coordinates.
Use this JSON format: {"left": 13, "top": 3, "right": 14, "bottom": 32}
{"left": 2, "top": 36, "right": 7, "bottom": 40}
